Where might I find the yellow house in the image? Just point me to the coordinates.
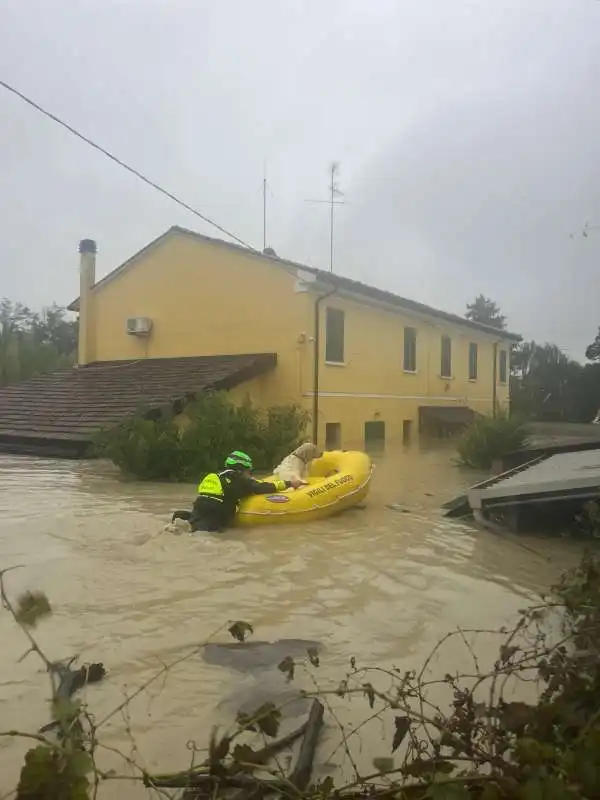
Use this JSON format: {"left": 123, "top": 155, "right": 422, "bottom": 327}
{"left": 68, "top": 226, "right": 519, "bottom": 450}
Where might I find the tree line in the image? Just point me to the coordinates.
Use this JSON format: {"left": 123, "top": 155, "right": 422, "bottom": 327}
{"left": 0, "top": 299, "right": 77, "bottom": 387}
{"left": 466, "top": 294, "right": 600, "bottom": 423}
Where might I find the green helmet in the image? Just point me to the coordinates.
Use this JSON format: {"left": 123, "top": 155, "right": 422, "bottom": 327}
{"left": 225, "top": 450, "right": 253, "bottom": 470}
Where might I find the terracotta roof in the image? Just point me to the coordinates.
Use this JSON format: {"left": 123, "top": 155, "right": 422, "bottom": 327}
{"left": 0, "top": 353, "right": 276, "bottom": 444}
{"left": 68, "top": 226, "right": 521, "bottom": 342}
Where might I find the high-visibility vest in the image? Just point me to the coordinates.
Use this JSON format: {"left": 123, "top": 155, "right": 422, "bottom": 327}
{"left": 197, "top": 471, "right": 228, "bottom": 502}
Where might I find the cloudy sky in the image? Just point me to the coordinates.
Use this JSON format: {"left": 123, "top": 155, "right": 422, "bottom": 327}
{"left": 1, "top": 0, "right": 599, "bottom": 358}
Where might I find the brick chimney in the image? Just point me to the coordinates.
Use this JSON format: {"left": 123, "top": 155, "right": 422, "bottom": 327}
{"left": 77, "top": 238, "right": 97, "bottom": 366}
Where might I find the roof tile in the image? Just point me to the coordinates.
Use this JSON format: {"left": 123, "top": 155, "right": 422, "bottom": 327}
{"left": 0, "top": 353, "right": 276, "bottom": 444}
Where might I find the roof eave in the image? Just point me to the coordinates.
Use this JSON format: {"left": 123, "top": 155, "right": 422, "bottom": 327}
{"left": 301, "top": 280, "right": 521, "bottom": 342}
{"left": 65, "top": 225, "right": 522, "bottom": 341}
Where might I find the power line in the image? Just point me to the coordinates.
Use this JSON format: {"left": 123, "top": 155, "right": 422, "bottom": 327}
{"left": 0, "top": 79, "right": 257, "bottom": 251}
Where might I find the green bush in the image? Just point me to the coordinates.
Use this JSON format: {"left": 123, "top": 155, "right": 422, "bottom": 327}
{"left": 456, "top": 411, "right": 529, "bottom": 470}
{"left": 94, "top": 391, "right": 309, "bottom": 481}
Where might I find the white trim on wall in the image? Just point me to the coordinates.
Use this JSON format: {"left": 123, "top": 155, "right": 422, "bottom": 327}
{"left": 301, "top": 391, "right": 499, "bottom": 402}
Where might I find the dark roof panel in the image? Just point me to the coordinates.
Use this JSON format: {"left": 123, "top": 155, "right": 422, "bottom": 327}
{"left": 0, "top": 353, "right": 276, "bottom": 445}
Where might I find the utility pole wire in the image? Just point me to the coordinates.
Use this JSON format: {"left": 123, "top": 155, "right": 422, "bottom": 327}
{"left": 0, "top": 79, "right": 257, "bottom": 252}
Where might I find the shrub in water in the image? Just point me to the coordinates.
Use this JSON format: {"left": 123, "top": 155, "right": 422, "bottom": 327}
{"left": 456, "top": 411, "right": 529, "bottom": 470}
{"left": 95, "top": 391, "right": 309, "bottom": 481}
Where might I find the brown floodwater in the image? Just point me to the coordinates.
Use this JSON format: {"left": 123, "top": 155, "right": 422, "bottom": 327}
{"left": 0, "top": 445, "right": 586, "bottom": 797}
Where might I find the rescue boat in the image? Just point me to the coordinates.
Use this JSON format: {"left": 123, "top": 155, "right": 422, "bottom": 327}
{"left": 236, "top": 450, "right": 373, "bottom": 527}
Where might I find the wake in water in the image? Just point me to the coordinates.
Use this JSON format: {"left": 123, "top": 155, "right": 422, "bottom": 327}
{"left": 163, "top": 518, "right": 190, "bottom": 535}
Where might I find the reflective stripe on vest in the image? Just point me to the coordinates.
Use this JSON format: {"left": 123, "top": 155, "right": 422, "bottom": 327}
{"left": 197, "top": 472, "right": 225, "bottom": 502}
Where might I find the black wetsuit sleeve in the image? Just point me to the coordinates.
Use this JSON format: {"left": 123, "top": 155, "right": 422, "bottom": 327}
{"left": 234, "top": 474, "right": 290, "bottom": 498}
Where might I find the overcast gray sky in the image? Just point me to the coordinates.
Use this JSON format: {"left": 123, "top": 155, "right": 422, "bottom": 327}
{"left": 1, "top": 0, "right": 599, "bottom": 358}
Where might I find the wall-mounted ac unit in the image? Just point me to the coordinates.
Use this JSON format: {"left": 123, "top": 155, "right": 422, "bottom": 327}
{"left": 126, "top": 317, "right": 153, "bottom": 336}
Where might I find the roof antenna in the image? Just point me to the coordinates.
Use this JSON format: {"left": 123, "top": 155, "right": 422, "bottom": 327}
{"left": 305, "top": 161, "right": 345, "bottom": 272}
{"left": 260, "top": 162, "right": 279, "bottom": 257}
{"left": 262, "top": 161, "right": 268, "bottom": 251}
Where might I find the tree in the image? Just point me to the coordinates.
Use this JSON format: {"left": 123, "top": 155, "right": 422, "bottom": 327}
{"left": 585, "top": 327, "right": 600, "bottom": 362}
{"left": 576, "top": 363, "right": 600, "bottom": 422}
{"left": 0, "top": 298, "right": 77, "bottom": 387}
{"left": 465, "top": 294, "right": 506, "bottom": 329}
{"left": 510, "top": 340, "right": 595, "bottom": 422}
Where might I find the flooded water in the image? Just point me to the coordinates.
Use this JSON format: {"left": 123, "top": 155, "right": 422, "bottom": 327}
{"left": 0, "top": 446, "right": 586, "bottom": 797}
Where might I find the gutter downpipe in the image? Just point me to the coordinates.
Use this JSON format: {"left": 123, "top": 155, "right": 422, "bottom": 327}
{"left": 492, "top": 340, "right": 499, "bottom": 418}
{"left": 312, "top": 287, "right": 336, "bottom": 446}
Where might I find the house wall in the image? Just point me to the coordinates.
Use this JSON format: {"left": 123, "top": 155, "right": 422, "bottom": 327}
{"left": 86, "top": 231, "right": 513, "bottom": 450}
{"left": 310, "top": 293, "right": 510, "bottom": 449}
{"left": 89, "top": 233, "right": 313, "bottom": 407}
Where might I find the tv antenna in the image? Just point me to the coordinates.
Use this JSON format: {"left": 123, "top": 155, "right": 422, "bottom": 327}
{"left": 262, "top": 161, "right": 268, "bottom": 250}
{"left": 306, "top": 161, "right": 345, "bottom": 272}
{"left": 570, "top": 219, "right": 600, "bottom": 239}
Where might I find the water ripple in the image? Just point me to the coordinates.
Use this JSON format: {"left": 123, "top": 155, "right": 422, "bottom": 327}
{"left": 0, "top": 450, "right": 584, "bottom": 796}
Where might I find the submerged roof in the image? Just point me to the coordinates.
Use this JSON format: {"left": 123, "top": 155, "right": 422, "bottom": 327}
{"left": 68, "top": 226, "right": 521, "bottom": 341}
{"left": 468, "top": 448, "right": 600, "bottom": 511}
{"left": 0, "top": 352, "right": 276, "bottom": 444}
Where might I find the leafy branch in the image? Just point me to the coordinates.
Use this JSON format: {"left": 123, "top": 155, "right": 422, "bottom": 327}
{"left": 4, "top": 555, "right": 600, "bottom": 799}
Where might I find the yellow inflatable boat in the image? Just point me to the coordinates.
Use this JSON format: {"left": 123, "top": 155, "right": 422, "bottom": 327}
{"left": 236, "top": 450, "right": 373, "bottom": 527}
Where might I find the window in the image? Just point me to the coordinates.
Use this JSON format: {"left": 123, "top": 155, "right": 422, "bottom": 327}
{"left": 364, "top": 420, "right": 385, "bottom": 452}
{"left": 403, "top": 326, "right": 417, "bottom": 372}
{"left": 402, "top": 420, "right": 413, "bottom": 445}
{"left": 325, "top": 422, "right": 341, "bottom": 450}
{"left": 440, "top": 335, "right": 452, "bottom": 378}
{"left": 499, "top": 350, "right": 508, "bottom": 383}
{"left": 468, "top": 342, "right": 478, "bottom": 380}
{"left": 325, "top": 307, "right": 345, "bottom": 363}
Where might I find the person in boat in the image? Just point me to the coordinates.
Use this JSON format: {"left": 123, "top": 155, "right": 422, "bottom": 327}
{"left": 171, "top": 450, "right": 304, "bottom": 533}
{"left": 273, "top": 442, "right": 321, "bottom": 483}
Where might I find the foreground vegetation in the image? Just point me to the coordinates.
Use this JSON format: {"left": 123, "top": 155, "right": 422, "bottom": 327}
{"left": 4, "top": 552, "right": 600, "bottom": 799}
{"left": 95, "top": 391, "right": 309, "bottom": 480}
{"left": 0, "top": 299, "right": 77, "bottom": 386}
{"left": 456, "top": 412, "right": 529, "bottom": 470}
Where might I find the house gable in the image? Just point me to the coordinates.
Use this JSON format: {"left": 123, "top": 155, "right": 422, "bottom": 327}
{"left": 68, "top": 228, "right": 288, "bottom": 311}
{"left": 68, "top": 225, "right": 520, "bottom": 343}
{"left": 80, "top": 229, "right": 309, "bottom": 411}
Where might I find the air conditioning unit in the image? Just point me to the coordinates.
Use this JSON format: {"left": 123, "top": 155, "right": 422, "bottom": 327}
{"left": 126, "top": 316, "right": 153, "bottom": 336}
